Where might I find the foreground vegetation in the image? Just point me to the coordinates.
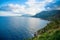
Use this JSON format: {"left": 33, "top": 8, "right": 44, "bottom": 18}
{"left": 27, "top": 19, "right": 60, "bottom": 40}
{"left": 26, "top": 10, "right": 60, "bottom": 40}
{"left": 30, "top": 10, "right": 60, "bottom": 40}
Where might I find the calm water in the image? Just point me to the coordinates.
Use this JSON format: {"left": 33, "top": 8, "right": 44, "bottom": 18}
{"left": 0, "top": 17, "right": 49, "bottom": 40}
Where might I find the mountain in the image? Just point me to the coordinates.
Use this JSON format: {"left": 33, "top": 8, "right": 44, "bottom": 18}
{"left": 22, "top": 14, "right": 31, "bottom": 17}
{"left": 33, "top": 10, "right": 60, "bottom": 20}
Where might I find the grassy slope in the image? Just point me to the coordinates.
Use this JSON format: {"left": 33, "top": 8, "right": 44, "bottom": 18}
{"left": 30, "top": 10, "right": 60, "bottom": 40}
{"left": 29, "top": 19, "right": 60, "bottom": 40}
{"left": 28, "top": 10, "right": 60, "bottom": 40}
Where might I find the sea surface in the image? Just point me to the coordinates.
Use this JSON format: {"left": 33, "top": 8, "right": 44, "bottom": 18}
{"left": 0, "top": 16, "right": 49, "bottom": 40}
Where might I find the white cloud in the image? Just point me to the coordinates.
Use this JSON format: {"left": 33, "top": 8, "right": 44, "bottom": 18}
{"left": 53, "top": 5, "right": 60, "bottom": 10}
{"left": 54, "top": 6, "right": 60, "bottom": 10}
{"left": 0, "top": 0, "right": 54, "bottom": 16}
{"left": 0, "top": 11, "right": 22, "bottom": 16}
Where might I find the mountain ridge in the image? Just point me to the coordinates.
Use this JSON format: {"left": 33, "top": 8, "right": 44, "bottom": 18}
{"left": 33, "top": 10, "right": 60, "bottom": 20}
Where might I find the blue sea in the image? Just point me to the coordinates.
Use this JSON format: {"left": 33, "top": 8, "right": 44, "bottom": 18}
{"left": 0, "top": 16, "right": 49, "bottom": 40}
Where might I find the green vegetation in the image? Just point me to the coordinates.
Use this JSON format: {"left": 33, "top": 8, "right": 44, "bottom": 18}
{"left": 30, "top": 19, "right": 60, "bottom": 40}
{"left": 29, "top": 10, "right": 60, "bottom": 40}
{"left": 32, "top": 29, "right": 60, "bottom": 40}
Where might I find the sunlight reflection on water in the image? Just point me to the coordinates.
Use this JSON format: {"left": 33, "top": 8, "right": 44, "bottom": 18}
{"left": 0, "top": 17, "right": 49, "bottom": 40}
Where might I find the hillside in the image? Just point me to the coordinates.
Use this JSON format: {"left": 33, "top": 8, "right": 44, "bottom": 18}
{"left": 30, "top": 19, "right": 60, "bottom": 40}
{"left": 28, "top": 10, "right": 60, "bottom": 40}
{"left": 33, "top": 10, "right": 60, "bottom": 20}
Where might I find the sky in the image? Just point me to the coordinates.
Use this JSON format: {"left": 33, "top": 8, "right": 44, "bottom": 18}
{"left": 0, "top": 0, "right": 60, "bottom": 16}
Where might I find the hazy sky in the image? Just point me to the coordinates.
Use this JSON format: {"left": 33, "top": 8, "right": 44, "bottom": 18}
{"left": 0, "top": 0, "right": 60, "bottom": 16}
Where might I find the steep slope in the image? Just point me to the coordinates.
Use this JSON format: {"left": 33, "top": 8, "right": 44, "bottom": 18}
{"left": 29, "top": 10, "right": 60, "bottom": 40}
{"left": 33, "top": 10, "right": 60, "bottom": 20}
{"left": 31, "top": 19, "right": 60, "bottom": 40}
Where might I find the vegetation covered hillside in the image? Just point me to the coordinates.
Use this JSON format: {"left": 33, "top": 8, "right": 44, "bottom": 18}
{"left": 27, "top": 19, "right": 60, "bottom": 40}
{"left": 33, "top": 10, "right": 60, "bottom": 20}
{"left": 28, "top": 10, "right": 60, "bottom": 40}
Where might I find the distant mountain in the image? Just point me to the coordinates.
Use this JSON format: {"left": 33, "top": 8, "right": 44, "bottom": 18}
{"left": 22, "top": 14, "right": 31, "bottom": 17}
{"left": 33, "top": 10, "right": 60, "bottom": 20}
